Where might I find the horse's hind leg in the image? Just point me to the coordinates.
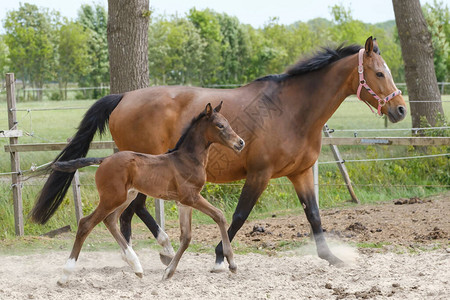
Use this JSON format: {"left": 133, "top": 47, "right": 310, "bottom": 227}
{"left": 133, "top": 194, "right": 175, "bottom": 266}
{"left": 191, "top": 196, "right": 237, "bottom": 273}
{"left": 106, "top": 190, "right": 144, "bottom": 277}
{"left": 162, "top": 204, "right": 192, "bottom": 280}
{"left": 104, "top": 209, "right": 143, "bottom": 278}
{"left": 57, "top": 208, "right": 108, "bottom": 285}
{"left": 120, "top": 193, "right": 174, "bottom": 266}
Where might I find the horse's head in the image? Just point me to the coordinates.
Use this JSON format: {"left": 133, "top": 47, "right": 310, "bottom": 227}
{"left": 356, "top": 36, "right": 407, "bottom": 123}
{"left": 204, "top": 102, "right": 245, "bottom": 153}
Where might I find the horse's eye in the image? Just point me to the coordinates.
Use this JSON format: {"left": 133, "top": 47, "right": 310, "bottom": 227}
{"left": 216, "top": 124, "right": 224, "bottom": 129}
{"left": 376, "top": 72, "right": 384, "bottom": 78}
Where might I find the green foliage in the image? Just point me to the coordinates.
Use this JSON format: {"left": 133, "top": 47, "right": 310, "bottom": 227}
{"left": 76, "top": 4, "right": 109, "bottom": 98}
{"left": 3, "top": 3, "right": 60, "bottom": 100}
{"left": 57, "top": 21, "right": 91, "bottom": 99}
{"left": 2, "top": 3, "right": 447, "bottom": 91}
{"left": 423, "top": 1, "right": 450, "bottom": 83}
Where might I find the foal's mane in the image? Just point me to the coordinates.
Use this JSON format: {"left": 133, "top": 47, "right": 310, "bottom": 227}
{"left": 167, "top": 111, "right": 206, "bottom": 153}
{"left": 255, "top": 44, "right": 362, "bottom": 82}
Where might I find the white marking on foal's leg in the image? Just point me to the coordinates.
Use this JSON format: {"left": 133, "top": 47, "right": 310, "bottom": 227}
{"left": 210, "top": 261, "right": 226, "bottom": 273}
{"left": 124, "top": 246, "right": 143, "bottom": 277}
{"left": 157, "top": 227, "right": 175, "bottom": 266}
{"left": 57, "top": 258, "right": 76, "bottom": 285}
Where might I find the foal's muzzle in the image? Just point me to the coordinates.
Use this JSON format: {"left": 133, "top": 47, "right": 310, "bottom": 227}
{"left": 233, "top": 138, "right": 245, "bottom": 152}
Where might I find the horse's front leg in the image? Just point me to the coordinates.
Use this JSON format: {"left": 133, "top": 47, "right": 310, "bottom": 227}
{"left": 214, "top": 171, "right": 270, "bottom": 271}
{"left": 288, "top": 168, "right": 344, "bottom": 266}
{"left": 162, "top": 203, "right": 192, "bottom": 280}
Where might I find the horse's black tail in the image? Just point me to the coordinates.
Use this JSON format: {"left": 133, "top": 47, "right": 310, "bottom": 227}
{"left": 30, "top": 94, "right": 124, "bottom": 224}
{"left": 52, "top": 157, "right": 106, "bottom": 173}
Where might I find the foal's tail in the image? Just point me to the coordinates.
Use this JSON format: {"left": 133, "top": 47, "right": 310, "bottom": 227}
{"left": 52, "top": 157, "right": 106, "bottom": 173}
{"left": 30, "top": 94, "right": 124, "bottom": 224}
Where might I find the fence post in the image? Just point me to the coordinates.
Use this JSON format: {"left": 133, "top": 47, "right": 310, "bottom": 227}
{"left": 155, "top": 199, "right": 165, "bottom": 230}
{"left": 66, "top": 138, "right": 83, "bottom": 224}
{"left": 313, "top": 161, "right": 319, "bottom": 207}
{"left": 323, "top": 124, "right": 360, "bottom": 204}
{"left": 72, "top": 170, "right": 83, "bottom": 224}
{"left": 6, "top": 73, "right": 24, "bottom": 236}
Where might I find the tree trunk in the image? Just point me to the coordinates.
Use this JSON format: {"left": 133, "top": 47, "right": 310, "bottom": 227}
{"left": 107, "top": 0, "right": 150, "bottom": 94}
{"left": 392, "top": 0, "right": 444, "bottom": 128}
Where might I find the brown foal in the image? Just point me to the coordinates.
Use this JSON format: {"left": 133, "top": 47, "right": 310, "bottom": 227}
{"left": 53, "top": 102, "right": 244, "bottom": 284}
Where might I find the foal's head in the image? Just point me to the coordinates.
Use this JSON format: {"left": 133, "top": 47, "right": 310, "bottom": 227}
{"left": 203, "top": 102, "right": 245, "bottom": 152}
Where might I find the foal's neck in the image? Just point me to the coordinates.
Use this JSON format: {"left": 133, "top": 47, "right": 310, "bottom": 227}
{"left": 176, "top": 121, "right": 211, "bottom": 166}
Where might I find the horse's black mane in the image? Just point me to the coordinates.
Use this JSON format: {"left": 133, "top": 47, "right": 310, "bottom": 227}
{"left": 167, "top": 111, "right": 206, "bottom": 153}
{"left": 255, "top": 44, "right": 362, "bottom": 82}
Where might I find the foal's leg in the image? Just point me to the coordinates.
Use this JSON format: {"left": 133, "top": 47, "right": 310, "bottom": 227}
{"left": 120, "top": 193, "right": 174, "bottom": 266}
{"left": 104, "top": 208, "right": 143, "bottom": 278}
{"left": 162, "top": 204, "right": 192, "bottom": 280}
{"left": 214, "top": 171, "right": 270, "bottom": 271}
{"left": 57, "top": 208, "right": 109, "bottom": 285}
{"left": 191, "top": 195, "right": 237, "bottom": 273}
{"left": 288, "top": 169, "right": 343, "bottom": 266}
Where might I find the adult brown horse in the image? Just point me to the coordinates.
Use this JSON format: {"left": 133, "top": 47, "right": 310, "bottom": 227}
{"left": 32, "top": 37, "right": 407, "bottom": 270}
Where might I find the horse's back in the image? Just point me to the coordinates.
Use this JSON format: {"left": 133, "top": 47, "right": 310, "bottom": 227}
{"left": 109, "top": 86, "right": 243, "bottom": 155}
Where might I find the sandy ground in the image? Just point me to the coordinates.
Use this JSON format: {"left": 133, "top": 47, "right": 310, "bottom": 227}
{"left": 0, "top": 195, "right": 449, "bottom": 299}
{"left": 0, "top": 246, "right": 448, "bottom": 300}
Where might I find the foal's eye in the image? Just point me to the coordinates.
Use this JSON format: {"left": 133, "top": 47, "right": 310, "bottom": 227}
{"left": 376, "top": 72, "right": 384, "bottom": 78}
{"left": 216, "top": 124, "right": 224, "bottom": 129}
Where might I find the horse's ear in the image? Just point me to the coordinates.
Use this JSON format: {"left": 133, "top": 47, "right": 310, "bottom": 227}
{"left": 214, "top": 101, "right": 223, "bottom": 113}
{"left": 205, "top": 103, "right": 213, "bottom": 117}
{"left": 365, "top": 36, "right": 374, "bottom": 55}
{"left": 373, "top": 38, "right": 381, "bottom": 55}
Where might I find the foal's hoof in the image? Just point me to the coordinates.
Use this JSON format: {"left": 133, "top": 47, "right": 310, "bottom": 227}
{"left": 210, "top": 261, "right": 226, "bottom": 273}
{"left": 159, "top": 252, "right": 174, "bottom": 266}
{"left": 57, "top": 276, "right": 69, "bottom": 286}
{"left": 135, "top": 272, "right": 143, "bottom": 278}
{"left": 162, "top": 269, "right": 174, "bottom": 281}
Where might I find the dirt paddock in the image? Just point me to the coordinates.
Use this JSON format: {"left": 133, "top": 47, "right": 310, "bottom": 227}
{"left": 0, "top": 195, "right": 448, "bottom": 299}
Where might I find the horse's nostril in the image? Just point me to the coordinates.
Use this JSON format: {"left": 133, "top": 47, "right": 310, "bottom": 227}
{"left": 239, "top": 139, "right": 244, "bottom": 146}
{"left": 397, "top": 105, "right": 406, "bottom": 116}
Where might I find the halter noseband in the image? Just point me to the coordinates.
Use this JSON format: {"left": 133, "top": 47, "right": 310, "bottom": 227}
{"left": 356, "top": 48, "right": 402, "bottom": 116}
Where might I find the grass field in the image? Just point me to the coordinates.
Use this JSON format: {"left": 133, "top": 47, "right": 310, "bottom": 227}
{"left": 0, "top": 95, "right": 449, "bottom": 239}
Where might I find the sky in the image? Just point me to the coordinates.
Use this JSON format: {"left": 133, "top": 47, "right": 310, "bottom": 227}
{"left": 0, "top": 0, "right": 439, "bottom": 30}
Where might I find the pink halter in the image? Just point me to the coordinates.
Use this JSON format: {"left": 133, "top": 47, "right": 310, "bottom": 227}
{"left": 356, "top": 48, "right": 402, "bottom": 116}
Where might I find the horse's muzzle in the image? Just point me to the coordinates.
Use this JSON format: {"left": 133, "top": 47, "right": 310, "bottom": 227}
{"left": 387, "top": 105, "right": 407, "bottom": 123}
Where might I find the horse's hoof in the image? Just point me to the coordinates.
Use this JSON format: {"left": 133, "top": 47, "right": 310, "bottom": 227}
{"left": 210, "top": 262, "right": 226, "bottom": 273}
{"left": 229, "top": 264, "right": 237, "bottom": 274}
{"left": 159, "top": 253, "right": 174, "bottom": 266}
{"left": 135, "top": 272, "right": 143, "bottom": 278}
{"left": 325, "top": 255, "right": 345, "bottom": 267}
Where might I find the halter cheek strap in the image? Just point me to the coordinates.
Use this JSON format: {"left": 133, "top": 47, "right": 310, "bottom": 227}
{"left": 356, "top": 48, "right": 402, "bottom": 116}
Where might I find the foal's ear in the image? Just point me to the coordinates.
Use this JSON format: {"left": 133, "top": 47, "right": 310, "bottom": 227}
{"left": 214, "top": 101, "right": 223, "bottom": 113}
{"left": 365, "top": 36, "right": 374, "bottom": 55}
{"left": 205, "top": 103, "right": 213, "bottom": 117}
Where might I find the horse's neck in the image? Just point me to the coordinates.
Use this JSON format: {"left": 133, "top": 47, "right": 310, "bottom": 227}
{"left": 177, "top": 123, "right": 210, "bottom": 166}
{"left": 285, "top": 54, "right": 357, "bottom": 134}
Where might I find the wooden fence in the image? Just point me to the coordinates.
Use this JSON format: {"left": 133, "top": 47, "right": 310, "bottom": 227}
{"left": 3, "top": 73, "right": 450, "bottom": 236}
